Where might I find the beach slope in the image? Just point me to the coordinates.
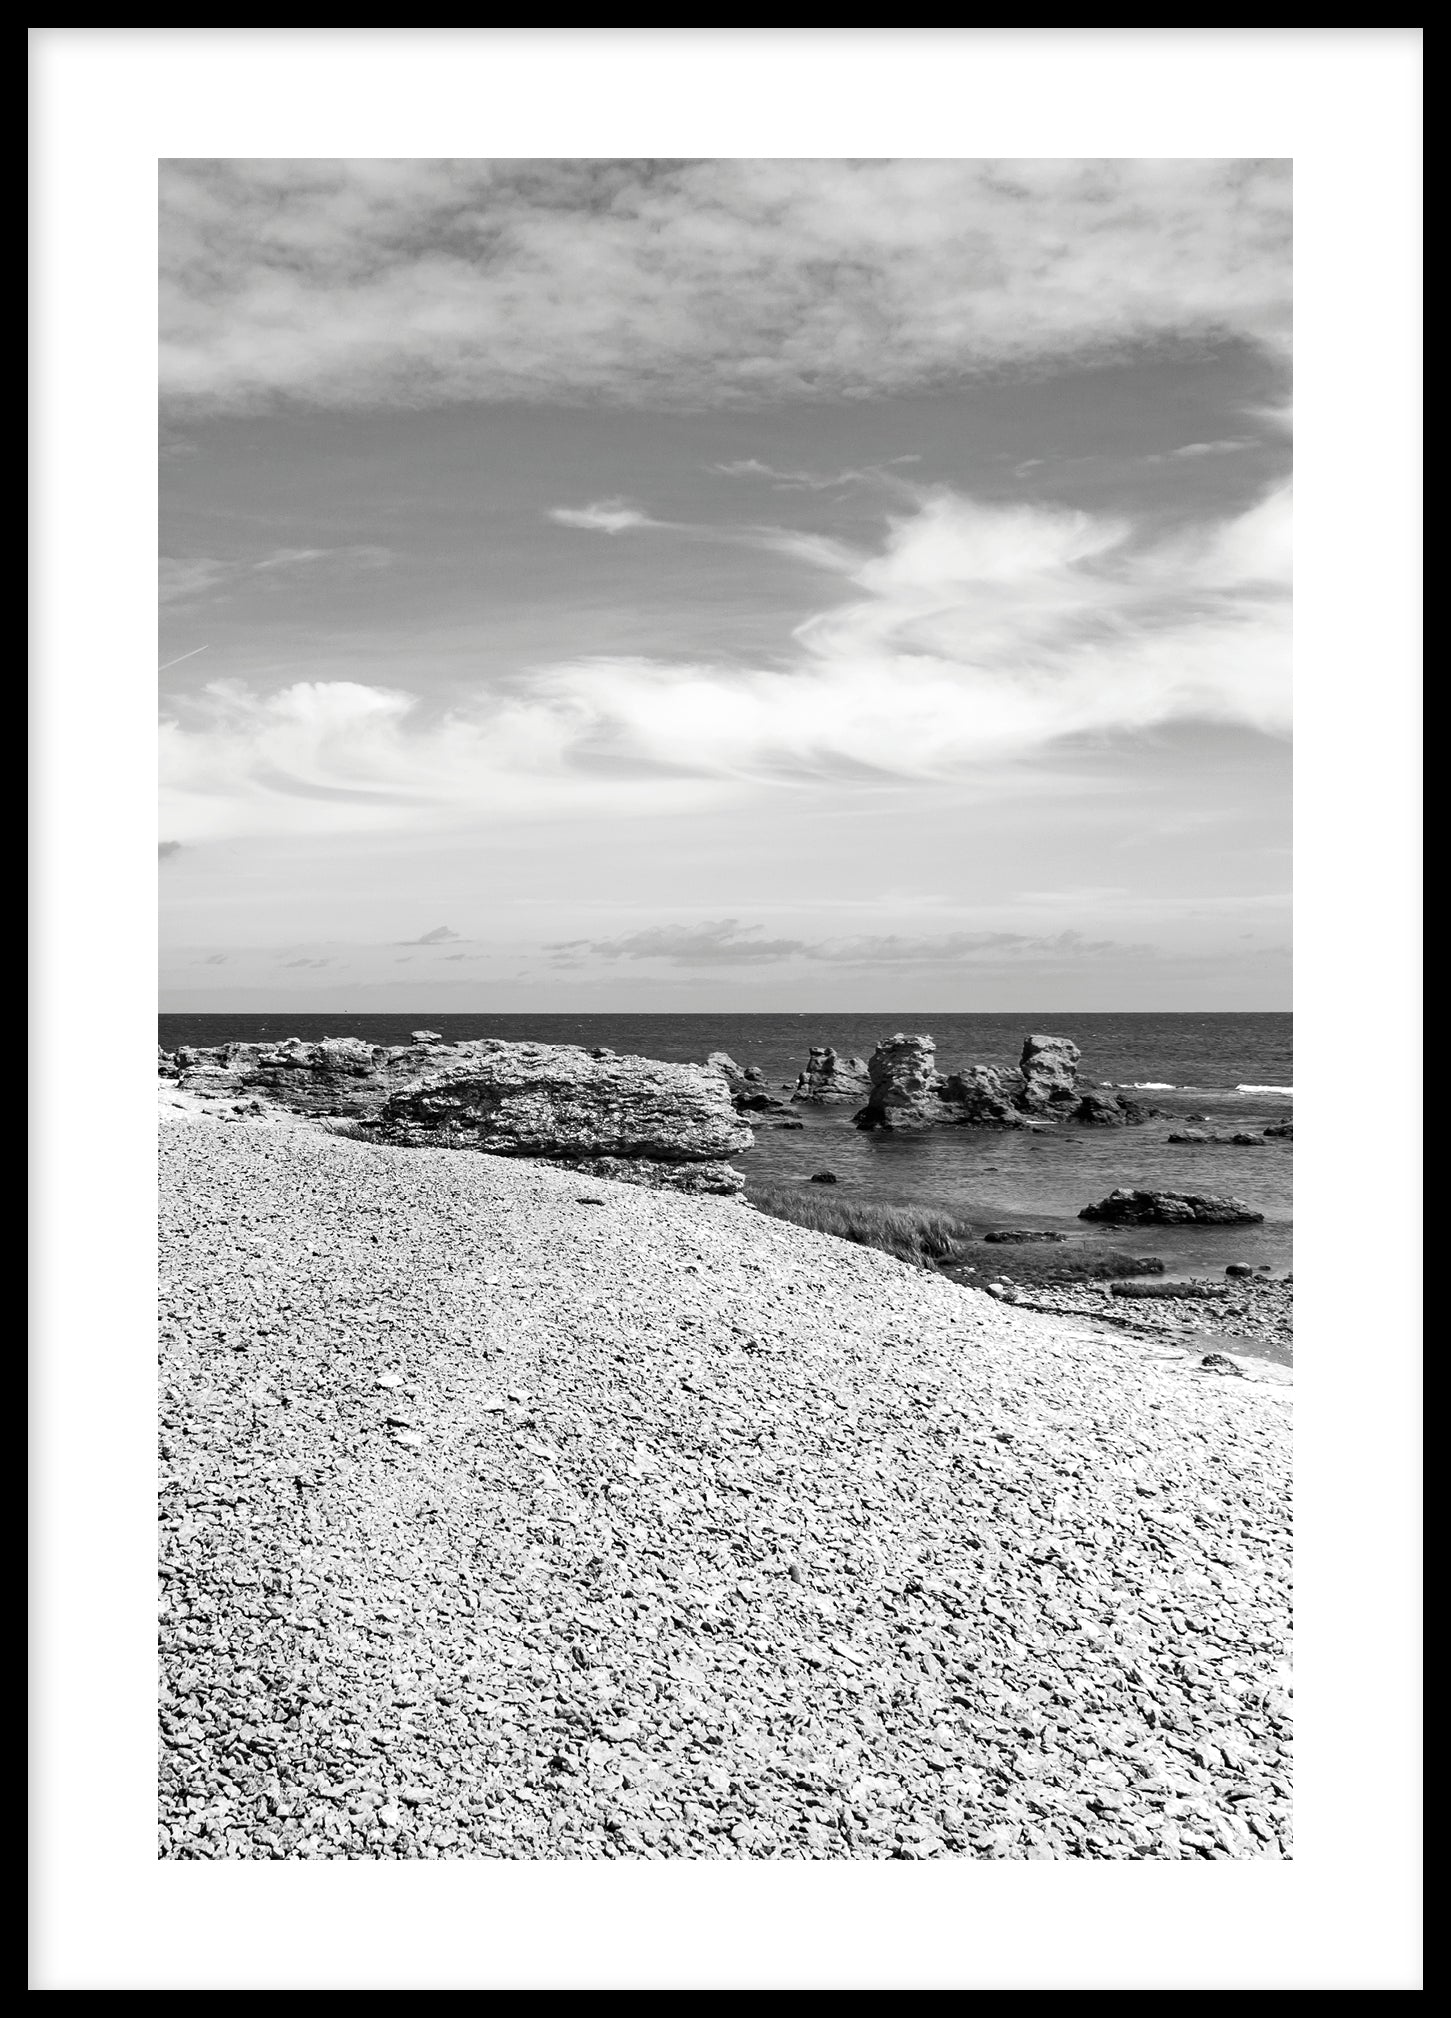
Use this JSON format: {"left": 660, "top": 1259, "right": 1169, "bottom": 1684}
{"left": 159, "top": 1101, "right": 1291, "bottom": 1860}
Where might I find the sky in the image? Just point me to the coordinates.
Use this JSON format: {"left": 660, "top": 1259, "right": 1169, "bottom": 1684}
{"left": 159, "top": 158, "right": 1291, "bottom": 1012}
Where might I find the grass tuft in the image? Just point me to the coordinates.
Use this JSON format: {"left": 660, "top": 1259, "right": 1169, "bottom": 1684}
{"left": 748, "top": 1185, "right": 968, "bottom": 1268}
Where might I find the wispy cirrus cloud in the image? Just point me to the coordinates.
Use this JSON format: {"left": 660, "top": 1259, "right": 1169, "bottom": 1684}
{"left": 546, "top": 500, "right": 670, "bottom": 535}
{"left": 547, "top": 917, "right": 1152, "bottom": 969}
{"left": 394, "top": 925, "right": 463, "bottom": 946}
{"left": 159, "top": 545, "right": 393, "bottom": 607}
{"left": 160, "top": 158, "right": 1290, "bottom": 415}
{"left": 160, "top": 480, "right": 1289, "bottom": 844}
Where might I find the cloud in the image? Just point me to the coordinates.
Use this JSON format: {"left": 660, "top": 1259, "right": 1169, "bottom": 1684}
{"left": 159, "top": 482, "right": 1289, "bottom": 843}
{"left": 160, "top": 545, "right": 393, "bottom": 607}
{"left": 160, "top": 159, "right": 1291, "bottom": 414}
{"left": 158, "top": 840, "right": 182, "bottom": 858}
{"left": 394, "top": 925, "right": 462, "bottom": 946}
{"left": 548, "top": 920, "right": 807, "bottom": 966}
{"left": 281, "top": 956, "right": 332, "bottom": 968}
{"left": 1170, "top": 440, "right": 1249, "bottom": 458}
{"left": 547, "top": 500, "right": 668, "bottom": 535}
{"left": 549, "top": 919, "right": 1151, "bottom": 969}
{"left": 200, "top": 953, "right": 227, "bottom": 965}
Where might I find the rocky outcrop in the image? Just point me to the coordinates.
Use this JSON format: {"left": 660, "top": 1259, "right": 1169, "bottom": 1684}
{"left": 939, "top": 1066, "right": 1026, "bottom": 1127}
{"left": 705, "top": 1052, "right": 785, "bottom": 1114}
{"left": 1110, "top": 1279, "right": 1232, "bottom": 1300}
{"left": 367, "top": 1040, "right": 752, "bottom": 1168}
{"left": 982, "top": 1229, "right": 1066, "bottom": 1244}
{"left": 1073, "top": 1091, "right": 1144, "bottom": 1128}
{"left": 1265, "top": 1122, "right": 1293, "bottom": 1140}
{"left": 163, "top": 1035, "right": 752, "bottom": 1179}
{"left": 1168, "top": 1129, "right": 1266, "bottom": 1146}
{"left": 168, "top": 1036, "right": 411, "bottom": 1117}
{"left": 791, "top": 1047, "right": 872, "bottom": 1104}
{"left": 564, "top": 1156, "right": 746, "bottom": 1197}
{"left": 1018, "top": 1034, "right": 1081, "bottom": 1113}
{"left": 1079, "top": 1188, "right": 1265, "bottom": 1226}
{"left": 853, "top": 1034, "right": 944, "bottom": 1133}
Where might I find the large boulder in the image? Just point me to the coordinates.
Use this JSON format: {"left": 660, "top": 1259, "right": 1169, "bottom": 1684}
{"left": 939, "top": 1065, "right": 1027, "bottom": 1127}
{"left": 853, "top": 1034, "right": 944, "bottom": 1133}
{"left": 368, "top": 1039, "right": 753, "bottom": 1166}
{"left": 791, "top": 1046, "right": 872, "bottom": 1103}
{"left": 1078, "top": 1188, "right": 1265, "bottom": 1226}
{"left": 1018, "top": 1034, "right": 1081, "bottom": 1112}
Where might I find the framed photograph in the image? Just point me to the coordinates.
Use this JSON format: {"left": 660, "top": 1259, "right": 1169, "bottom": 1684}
{"left": 32, "top": 27, "right": 1421, "bottom": 1994}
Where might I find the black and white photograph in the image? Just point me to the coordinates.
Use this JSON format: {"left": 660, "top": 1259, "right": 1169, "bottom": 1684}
{"left": 33, "top": 27, "right": 1421, "bottom": 1993}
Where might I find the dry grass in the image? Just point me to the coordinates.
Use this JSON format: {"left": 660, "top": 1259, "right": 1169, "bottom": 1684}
{"left": 748, "top": 1184, "right": 968, "bottom": 1268}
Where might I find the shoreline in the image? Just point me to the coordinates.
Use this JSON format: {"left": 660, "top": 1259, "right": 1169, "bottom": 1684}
{"left": 159, "top": 1094, "right": 1292, "bottom": 1860}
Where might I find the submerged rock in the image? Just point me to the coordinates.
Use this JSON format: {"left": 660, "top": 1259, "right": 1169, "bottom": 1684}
{"left": 1265, "top": 1122, "right": 1293, "bottom": 1140}
{"left": 982, "top": 1229, "right": 1066, "bottom": 1244}
{"left": 1079, "top": 1188, "right": 1265, "bottom": 1227}
{"left": 791, "top": 1046, "right": 872, "bottom": 1104}
{"left": 853, "top": 1034, "right": 944, "bottom": 1133}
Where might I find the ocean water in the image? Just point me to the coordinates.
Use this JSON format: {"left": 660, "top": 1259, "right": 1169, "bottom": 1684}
{"left": 159, "top": 1011, "right": 1291, "bottom": 1277}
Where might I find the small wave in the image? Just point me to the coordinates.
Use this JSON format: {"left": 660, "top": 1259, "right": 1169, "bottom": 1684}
{"left": 1236, "top": 1084, "right": 1293, "bottom": 1096}
{"left": 1116, "top": 1081, "right": 1177, "bottom": 1091}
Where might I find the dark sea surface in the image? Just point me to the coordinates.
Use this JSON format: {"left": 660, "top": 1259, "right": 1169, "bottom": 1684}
{"left": 159, "top": 1011, "right": 1291, "bottom": 1278}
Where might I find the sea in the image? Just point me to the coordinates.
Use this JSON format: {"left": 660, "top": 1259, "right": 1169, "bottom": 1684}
{"left": 158, "top": 1011, "right": 1292, "bottom": 1281}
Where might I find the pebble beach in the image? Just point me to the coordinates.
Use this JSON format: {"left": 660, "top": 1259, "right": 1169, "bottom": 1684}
{"left": 159, "top": 1095, "right": 1293, "bottom": 1861}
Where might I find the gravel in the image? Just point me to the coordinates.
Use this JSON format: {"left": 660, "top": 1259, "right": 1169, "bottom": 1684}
{"left": 159, "top": 1099, "right": 1292, "bottom": 1861}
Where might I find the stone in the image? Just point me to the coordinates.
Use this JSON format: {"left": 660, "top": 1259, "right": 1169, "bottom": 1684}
{"left": 1168, "top": 1130, "right": 1211, "bottom": 1144}
{"left": 1079, "top": 1189, "right": 1264, "bottom": 1227}
{"left": 1111, "top": 1280, "right": 1231, "bottom": 1300}
{"left": 791, "top": 1047, "right": 872, "bottom": 1104}
{"left": 1225, "top": 1264, "right": 1254, "bottom": 1278}
{"left": 809, "top": 1172, "right": 839, "bottom": 1185}
{"left": 1074, "top": 1092, "right": 1138, "bottom": 1127}
{"left": 982, "top": 1230, "right": 1065, "bottom": 1245}
{"left": 1018, "top": 1034, "right": 1082, "bottom": 1112}
{"left": 939, "top": 1065, "right": 1026, "bottom": 1127}
{"left": 1228, "top": 1133, "right": 1265, "bottom": 1147}
{"left": 370, "top": 1041, "right": 752, "bottom": 1168}
{"left": 1264, "top": 1122, "right": 1293, "bottom": 1140}
{"left": 853, "top": 1034, "right": 944, "bottom": 1133}
{"left": 410, "top": 1030, "right": 444, "bottom": 1044}
{"left": 563, "top": 1157, "right": 747, "bottom": 1198}
{"left": 1200, "top": 1354, "right": 1247, "bottom": 1376}
{"left": 705, "top": 1053, "right": 787, "bottom": 1113}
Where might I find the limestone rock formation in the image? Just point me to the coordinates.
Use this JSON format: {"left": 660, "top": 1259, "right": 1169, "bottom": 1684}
{"left": 1078, "top": 1188, "right": 1265, "bottom": 1226}
{"left": 1073, "top": 1091, "right": 1142, "bottom": 1127}
{"left": 791, "top": 1047, "right": 872, "bottom": 1104}
{"left": 939, "top": 1065, "right": 1026, "bottom": 1127}
{"left": 1018, "top": 1034, "right": 1082, "bottom": 1112}
{"left": 705, "top": 1052, "right": 784, "bottom": 1113}
{"left": 852, "top": 1034, "right": 944, "bottom": 1133}
{"left": 163, "top": 1035, "right": 752, "bottom": 1180}
{"left": 369, "top": 1040, "right": 753, "bottom": 1167}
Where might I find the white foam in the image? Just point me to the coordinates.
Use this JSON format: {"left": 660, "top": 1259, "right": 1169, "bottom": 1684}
{"left": 1117, "top": 1081, "right": 1176, "bottom": 1090}
{"left": 1236, "top": 1084, "right": 1293, "bottom": 1096}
